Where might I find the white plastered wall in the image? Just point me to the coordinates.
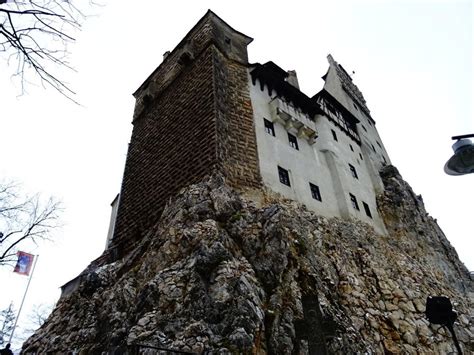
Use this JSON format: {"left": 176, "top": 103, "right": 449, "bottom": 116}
{"left": 249, "top": 76, "right": 387, "bottom": 234}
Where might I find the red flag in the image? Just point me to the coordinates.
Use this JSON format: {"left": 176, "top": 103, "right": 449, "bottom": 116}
{"left": 13, "top": 251, "right": 34, "bottom": 276}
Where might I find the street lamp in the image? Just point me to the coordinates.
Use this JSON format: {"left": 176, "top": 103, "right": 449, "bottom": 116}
{"left": 444, "top": 134, "right": 474, "bottom": 175}
{"left": 425, "top": 296, "right": 463, "bottom": 354}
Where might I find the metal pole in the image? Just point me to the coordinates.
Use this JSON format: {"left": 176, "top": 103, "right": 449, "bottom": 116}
{"left": 447, "top": 323, "right": 463, "bottom": 355}
{"left": 9, "top": 254, "right": 39, "bottom": 344}
{"left": 451, "top": 134, "right": 474, "bottom": 140}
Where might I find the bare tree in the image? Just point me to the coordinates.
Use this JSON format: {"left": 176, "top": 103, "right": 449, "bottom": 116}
{"left": 0, "top": 0, "right": 86, "bottom": 101}
{"left": 26, "top": 303, "right": 52, "bottom": 329}
{"left": 0, "top": 181, "right": 61, "bottom": 266}
{"left": 3, "top": 302, "right": 53, "bottom": 346}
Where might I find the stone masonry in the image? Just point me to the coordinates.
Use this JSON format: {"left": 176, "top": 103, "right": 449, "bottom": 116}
{"left": 111, "top": 11, "right": 261, "bottom": 257}
{"left": 23, "top": 169, "right": 473, "bottom": 353}
{"left": 23, "top": 10, "right": 473, "bottom": 355}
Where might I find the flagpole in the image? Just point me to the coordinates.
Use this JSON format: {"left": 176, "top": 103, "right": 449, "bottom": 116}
{"left": 9, "top": 254, "right": 39, "bottom": 344}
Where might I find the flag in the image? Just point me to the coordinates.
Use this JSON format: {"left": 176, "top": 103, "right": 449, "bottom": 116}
{"left": 13, "top": 251, "right": 34, "bottom": 276}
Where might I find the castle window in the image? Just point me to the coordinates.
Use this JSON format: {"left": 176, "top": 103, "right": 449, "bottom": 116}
{"left": 363, "top": 202, "right": 372, "bottom": 218}
{"left": 350, "top": 144, "right": 354, "bottom": 152}
{"left": 331, "top": 129, "right": 338, "bottom": 141}
{"left": 371, "top": 143, "right": 376, "bottom": 152}
{"left": 362, "top": 125, "right": 367, "bottom": 132}
{"left": 309, "top": 183, "right": 322, "bottom": 201}
{"left": 359, "top": 153, "right": 363, "bottom": 160}
{"left": 278, "top": 166, "right": 291, "bottom": 187}
{"left": 353, "top": 103, "right": 359, "bottom": 111}
{"left": 349, "top": 193, "right": 359, "bottom": 210}
{"left": 288, "top": 133, "right": 299, "bottom": 150}
{"left": 349, "top": 164, "right": 358, "bottom": 179}
{"left": 376, "top": 141, "right": 382, "bottom": 148}
{"left": 264, "top": 118, "right": 275, "bottom": 136}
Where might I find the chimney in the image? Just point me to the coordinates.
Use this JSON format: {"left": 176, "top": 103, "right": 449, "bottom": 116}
{"left": 286, "top": 70, "right": 300, "bottom": 90}
{"left": 163, "top": 51, "right": 171, "bottom": 61}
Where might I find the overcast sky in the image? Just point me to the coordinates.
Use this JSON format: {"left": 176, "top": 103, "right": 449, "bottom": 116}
{"left": 0, "top": 0, "right": 472, "bottom": 347}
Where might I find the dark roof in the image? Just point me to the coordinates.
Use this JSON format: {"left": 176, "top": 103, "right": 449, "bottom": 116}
{"left": 250, "top": 61, "right": 324, "bottom": 117}
{"left": 313, "top": 89, "right": 361, "bottom": 144}
{"left": 312, "top": 89, "right": 360, "bottom": 125}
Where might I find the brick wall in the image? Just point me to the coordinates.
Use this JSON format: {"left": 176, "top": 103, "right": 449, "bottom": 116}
{"left": 111, "top": 12, "right": 261, "bottom": 253}
{"left": 214, "top": 51, "right": 261, "bottom": 188}
{"left": 112, "top": 47, "right": 217, "bottom": 248}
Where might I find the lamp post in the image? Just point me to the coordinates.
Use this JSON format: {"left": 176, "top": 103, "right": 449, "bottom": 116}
{"left": 444, "top": 134, "right": 474, "bottom": 175}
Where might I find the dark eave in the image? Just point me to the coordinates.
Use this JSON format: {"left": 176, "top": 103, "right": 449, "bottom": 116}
{"left": 312, "top": 89, "right": 361, "bottom": 144}
{"left": 312, "top": 89, "right": 360, "bottom": 125}
{"left": 250, "top": 62, "right": 324, "bottom": 117}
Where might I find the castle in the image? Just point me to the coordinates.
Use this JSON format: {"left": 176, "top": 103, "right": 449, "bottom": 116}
{"left": 106, "top": 10, "right": 391, "bottom": 255}
{"left": 30, "top": 11, "right": 474, "bottom": 354}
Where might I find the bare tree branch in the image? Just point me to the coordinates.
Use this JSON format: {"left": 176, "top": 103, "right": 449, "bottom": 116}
{"left": 0, "top": 180, "right": 62, "bottom": 266}
{"left": 26, "top": 303, "right": 53, "bottom": 330}
{"left": 0, "top": 0, "right": 90, "bottom": 103}
{"left": 9, "top": 302, "right": 54, "bottom": 345}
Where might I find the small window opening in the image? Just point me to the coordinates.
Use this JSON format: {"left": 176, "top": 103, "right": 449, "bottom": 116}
{"left": 278, "top": 166, "right": 291, "bottom": 187}
{"left": 264, "top": 118, "right": 275, "bottom": 136}
{"left": 349, "top": 193, "right": 360, "bottom": 210}
{"left": 143, "top": 94, "right": 152, "bottom": 107}
{"left": 363, "top": 202, "right": 372, "bottom": 218}
{"left": 309, "top": 183, "right": 322, "bottom": 201}
{"left": 371, "top": 144, "right": 376, "bottom": 152}
{"left": 362, "top": 125, "right": 367, "bottom": 132}
{"left": 350, "top": 144, "right": 354, "bottom": 152}
{"left": 376, "top": 141, "right": 382, "bottom": 148}
{"left": 359, "top": 153, "right": 363, "bottom": 160}
{"left": 331, "top": 129, "right": 338, "bottom": 141}
{"left": 288, "top": 133, "right": 299, "bottom": 150}
{"left": 349, "top": 164, "right": 358, "bottom": 179}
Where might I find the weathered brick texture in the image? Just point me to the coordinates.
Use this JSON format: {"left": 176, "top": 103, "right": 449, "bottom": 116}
{"left": 112, "top": 47, "right": 217, "bottom": 250}
{"left": 214, "top": 52, "right": 261, "bottom": 188}
{"left": 111, "top": 12, "right": 261, "bottom": 254}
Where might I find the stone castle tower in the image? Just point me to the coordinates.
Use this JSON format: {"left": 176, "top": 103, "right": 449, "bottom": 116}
{"left": 24, "top": 10, "right": 473, "bottom": 354}
{"left": 108, "top": 11, "right": 261, "bottom": 257}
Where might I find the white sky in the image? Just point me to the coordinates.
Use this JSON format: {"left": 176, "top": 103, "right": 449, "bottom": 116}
{"left": 0, "top": 0, "right": 472, "bottom": 347}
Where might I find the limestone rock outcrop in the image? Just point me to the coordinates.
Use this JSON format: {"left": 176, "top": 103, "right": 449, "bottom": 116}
{"left": 23, "top": 167, "right": 473, "bottom": 354}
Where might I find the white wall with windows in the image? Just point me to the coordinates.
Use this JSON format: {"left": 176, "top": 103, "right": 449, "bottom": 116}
{"left": 312, "top": 111, "right": 386, "bottom": 232}
{"left": 249, "top": 75, "right": 387, "bottom": 234}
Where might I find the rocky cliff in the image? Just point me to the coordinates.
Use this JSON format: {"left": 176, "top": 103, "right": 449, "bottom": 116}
{"left": 23, "top": 166, "right": 473, "bottom": 354}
